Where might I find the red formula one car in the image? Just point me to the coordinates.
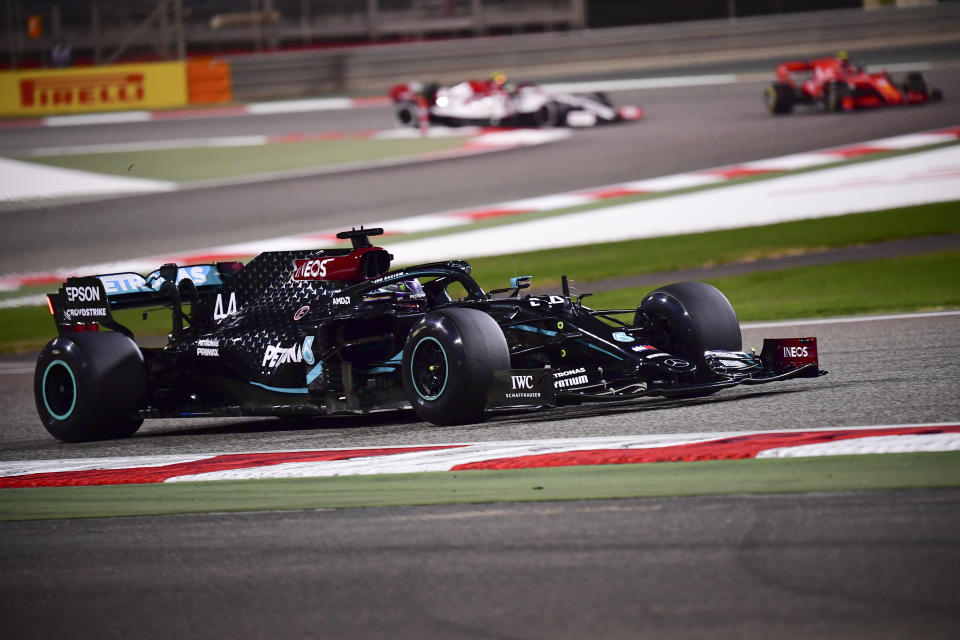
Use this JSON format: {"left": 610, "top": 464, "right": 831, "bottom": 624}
{"left": 764, "top": 54, "right": 942, "bottom": 115}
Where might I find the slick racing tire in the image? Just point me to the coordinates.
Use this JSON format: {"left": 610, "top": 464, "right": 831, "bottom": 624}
{"left": 395, "top": 101, "right": 420, "bottom": 128}
{"left": 826, "top": 81, "right": 850, "bottom": 112}
{"left": 635, "top": 282, "right": 742, "bottom": 385}
{"left": 764, "top": 83, "right": 793, "bottom": 115}
{"left": 589, "top": 92, "right": 613, "bottom": 108}
{"left": 905, "top": 72, "right": 929, "bottom": 96}
{"left": 35, "top": 333, "right": 146, "bottom": 442}
{"left": 402, "top": 308, "right": 509, "bottom": 425}
{"left": 523, "top": 101, "right": 560, "bottom": 127}
{"left": 903, "top": 72, "right": 942, "bottom": 102}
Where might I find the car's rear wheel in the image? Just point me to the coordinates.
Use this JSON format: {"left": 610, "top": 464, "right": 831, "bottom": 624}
{"left": 764, "top": 83, "right": 793, "bottom": 115}
{"left": 35, "top": 333, "right": 146, "bottom": 442}
{"left": 402, "top": 308, "right": 509, "bottom": 425}
{"left": 395, "top": 101, "right": 420, "bottom": 127}
{"left": 827, "top": 81, "right": 850, "bottom": 112}
{"left": 635, "top": 282, "right": 742, "bottom": 385}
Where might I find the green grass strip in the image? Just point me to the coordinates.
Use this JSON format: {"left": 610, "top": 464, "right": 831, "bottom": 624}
{"left": 586, "top": 249, "right": 960, "bottom": 321}
{"left": 462, "top": 200, "right": 960, "bottom": 292}
{"left": 2, "top": 452, "right": 957, "bottom": 521}
{"left": 14, "top": 137, "right": 469, "bottom": 183}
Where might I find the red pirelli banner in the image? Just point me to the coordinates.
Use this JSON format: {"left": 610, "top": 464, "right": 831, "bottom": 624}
{"left": 0, "top": 62, "right": 187, "bottom": 116}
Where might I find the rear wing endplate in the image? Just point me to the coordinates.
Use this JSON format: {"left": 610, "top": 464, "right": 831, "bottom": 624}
{"left": 48, "top": 263, "right": 238, "bottom": 336}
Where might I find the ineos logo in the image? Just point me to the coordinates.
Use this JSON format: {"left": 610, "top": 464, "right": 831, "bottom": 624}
{"left": 292, "top": 258, "right": 335, "bottom": 280}
{"left": 511, "top": 375, "right": 534, "bottom": 390}
{"left": 783, "top": 346, "right": 809, "bottom": 358}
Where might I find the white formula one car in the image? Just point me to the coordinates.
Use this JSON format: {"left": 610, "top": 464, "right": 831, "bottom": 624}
{"left": 389, "top": 76, "right": 643, "bottom": 128}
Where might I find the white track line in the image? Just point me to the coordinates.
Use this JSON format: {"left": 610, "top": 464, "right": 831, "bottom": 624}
{"left": 246, "top": 97, "right": 355, "bottom": 114}
{"left": 741, "top": 310, "right": 960, "bottom": 329}
{"left": 44, "top": 111, "right": 153, "bottom": 126}
{"left": 541, "top": 74, "right": 739, "bottom": 93}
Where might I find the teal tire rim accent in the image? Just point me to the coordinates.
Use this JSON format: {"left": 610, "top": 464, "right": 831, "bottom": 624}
{"left": 410, "top": 336, "right": 448, "bottom": 401}
{"left": 42, "top": 359, "right": 77, "bottom": 421}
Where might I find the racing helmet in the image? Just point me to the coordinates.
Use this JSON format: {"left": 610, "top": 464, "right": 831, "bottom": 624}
{"left": 386, "top": 278, "right": 423, "bottom": 296}
{"left": 490, "top": 71, "right": 508, "bottom": 88}
{"left": 378, "top": 278, "right": 425, "bottom": 312}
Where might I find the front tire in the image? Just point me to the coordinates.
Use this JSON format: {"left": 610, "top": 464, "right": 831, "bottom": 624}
{"left": 35, "top": 333, "right": 146, "bottom": 442}
{"left": 765, "top": 83, "right": 793, "bottom": 115}
{"left": 635, "top": 282, "right": 742, "bottom": 385}
{"left": 523, "top": 101, "right": 559, "bottom": 127}
{"left": 402, "top": 308, "right": 509, "bottom": 425}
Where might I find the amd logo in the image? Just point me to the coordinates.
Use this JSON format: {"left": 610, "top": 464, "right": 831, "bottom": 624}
{"left": 332, "top": 296, "right": 350, "bottom": 305}
{"left": 65, "top": 285, "right": 100, "bottom": 303}
{"left": 511, "top": 375, "right": 534, "bottom": 390}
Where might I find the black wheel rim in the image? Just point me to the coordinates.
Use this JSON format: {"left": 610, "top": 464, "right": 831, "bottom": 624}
{"left": 411, "top": 337, "right": 448, "bottom": 401}
{"left": 42, "top": 360, "right": 76, "bottom": 420}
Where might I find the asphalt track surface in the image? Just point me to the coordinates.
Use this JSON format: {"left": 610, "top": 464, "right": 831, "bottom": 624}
{"left": 2, "top": 490, "right": 959, "bottom": 639}
{"left": 1, "top": 67, "right": 960, "bottom": 273}
{"left": 2, "top": 55, "right": 960, "bottom": 638}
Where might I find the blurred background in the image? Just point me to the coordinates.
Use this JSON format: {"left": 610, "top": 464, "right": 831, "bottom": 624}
{"left": 5, "top": 1, "right": 892, "bottom": 67}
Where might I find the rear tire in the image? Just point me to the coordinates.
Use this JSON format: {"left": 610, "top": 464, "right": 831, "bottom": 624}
{"left": 635, "top": 282, "right": 742, "bottom": 385}
{"left": 35, "top": 333, "right": 146, "bottom": 442}
{"left": 402, "top": 308, "right": 509, "bottom": 425}
{"left": 827, "top": 81, "right": 850, "bottom": 112}
{"left": 395, "top": 101, "right": 420, "bottom": 128}
{"left": 764, "top": 83, "right": 793, "bottom": 115}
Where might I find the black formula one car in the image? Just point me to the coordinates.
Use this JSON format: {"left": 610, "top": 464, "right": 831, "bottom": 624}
{"left": 36, "top": 228, "right": 824, "bottom": 442}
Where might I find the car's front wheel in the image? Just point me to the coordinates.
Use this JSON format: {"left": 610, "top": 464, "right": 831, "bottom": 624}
{"left": 764, "top": 83, "right": 794, "bottom": 115}
{"left": 402, "top": 308, "right": 509, "bottom": 425}
{"left": 635, "top": 281, "right": 742, "bottom": 385}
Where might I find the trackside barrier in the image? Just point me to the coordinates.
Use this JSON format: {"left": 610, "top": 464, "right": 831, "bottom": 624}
{"left": 186, "top": 58, "right": 233, "bottom": 104}
{"left": 224, "top": 5, "right": 960, "bottom": 100}
{"left": 0, "top": 62, "right": 188, "bottom": 117}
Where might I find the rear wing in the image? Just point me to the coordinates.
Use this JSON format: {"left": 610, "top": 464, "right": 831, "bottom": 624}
{"left": 47, "top": 262, "right": 241, "bottom": 336}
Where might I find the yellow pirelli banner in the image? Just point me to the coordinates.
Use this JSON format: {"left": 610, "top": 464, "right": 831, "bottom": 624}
{"left": 0, "top": 62, "right": 187, "bottom": 117}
